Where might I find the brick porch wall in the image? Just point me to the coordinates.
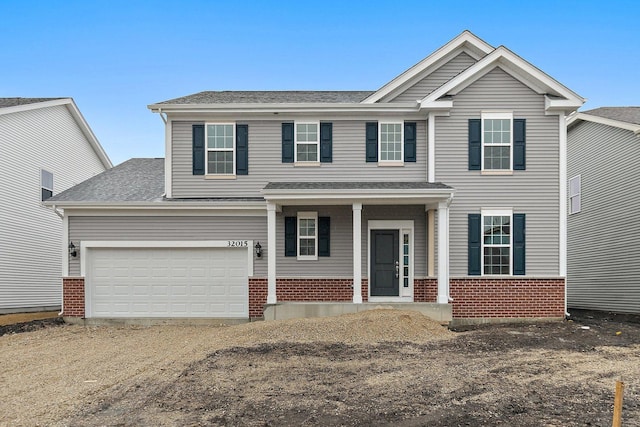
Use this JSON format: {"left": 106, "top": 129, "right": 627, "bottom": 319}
{"left": 62, "top": 277, "right": 85, "bottom": 317}
{"left": 450, "top": 278, "right": 565, "bottom": 318}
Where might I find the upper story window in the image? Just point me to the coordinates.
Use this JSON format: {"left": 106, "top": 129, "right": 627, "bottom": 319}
{"left": 297, "top": 211, "right": 318, "bottom": 260}
{"left": 206, "top": 123, "right": 235, "bottom": 175}
{"left": 379, "top": 122, "right": 404, "bottom": 162}
{"left": 482, "top": 209, "right": 512, "bottom": 275}
{"left": 482, "top": 112, "right": 513, "bottom": 171}
{"left": 295, "top": 122, "right": 319, "bottom": 162}
{"left": 569, "top": 175, "right": 581, "bottom": 214}
{"left": 41, "top": 169, "right": 53, "bottom": 201}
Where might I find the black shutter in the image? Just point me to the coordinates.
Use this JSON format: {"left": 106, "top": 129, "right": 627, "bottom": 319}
{"left": 318, "top": 217, "right": 330, "bottom": 257}
{"left": 468, "top": 214, "right": 481, "bottom": 275}
{"left": 513, "top": 119, "right": 526, "bottom": 171}
{"left": 365, "top": 122, "right": 378, "bottom": 162}
{"left": 320, "top": 122, "right": 332, "bottom": 163}
{"left": 236, "top": 124, "right": 248, "bottom": 175}
{"left": 192, "top": 124, "right": 205, "bottom": 175}
{"left": 404, "top": 122, "right": 416, "bottom": 162}
{"left": 284, "top": 216, "right": 297, "bottom": 257}
{"left": 513, "top": 213, "right": 526, "bottom": 275}
{"left": 282, "top": 123, "right": 294, "bottom": 163}
{"left": 468, "top": 119, "right": 481, "bottom": 170}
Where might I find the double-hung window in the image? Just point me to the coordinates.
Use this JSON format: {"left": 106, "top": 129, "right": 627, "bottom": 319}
{"left": 379, "top": 122, "right": 403, "bottom": 163}
{"left": 482, "top": 112, "right": 513, "bottom": 171}
{"left": 569, "top": 175, "right": 581, "bottom": 214}
{"left": 206, "top": 123, "right": 235, "bottom": 175}
{"left": 482, "top": 209, "right": 512, "bottom": 275}
{"left": 41, "top": 169, "right": 53, "bottom": 201}
{"left": 297, "top": 211, "right": 318, "bottom": 260}
{"left": 295, "top": 122, "right": 319, "bottom": 162}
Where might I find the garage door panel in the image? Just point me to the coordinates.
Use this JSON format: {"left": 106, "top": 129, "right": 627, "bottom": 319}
{"left": 88, "top": 247, "right": 248, "bottom": 318}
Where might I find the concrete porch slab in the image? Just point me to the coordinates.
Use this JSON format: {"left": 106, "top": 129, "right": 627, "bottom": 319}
{"left": 263, "top": 302, "right": 452, "bottom": 324}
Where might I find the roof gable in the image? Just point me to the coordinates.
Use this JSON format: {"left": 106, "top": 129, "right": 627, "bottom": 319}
{"left": 361, "top": 31, "right": 493, "bottom": 104}
{"left": 0, "top": 98, "right": 112, "bottom": 169}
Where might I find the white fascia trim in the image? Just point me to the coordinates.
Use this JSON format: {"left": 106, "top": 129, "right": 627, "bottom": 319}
{"left": 263, "top": 189, "right": 455, "bottom": 203}
{"left": 43, "top": 201, "right": 267, "bottom": 210}
{"left": 148, "top": 102, "right": 420, "bottom": 115}
{"left": 64, "top": 208, "right": 267, "bottom": 217}
{"left": 80, "top": 240, "right": 255, "bottom": 277}
{"left": 421, "top": 47, "right": 585, "bottom": 111}
{"left": 361, "top": 31, "right": 494, "bottom": 104}
{"left": 0, "top": 98, "right": 73, "bottom": 116}
{"left": 567, "top": 112, "right": 640, "bottom": 134}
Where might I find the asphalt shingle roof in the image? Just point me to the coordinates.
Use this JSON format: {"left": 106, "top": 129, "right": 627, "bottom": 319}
{"left": 264, "top": 182, "right": 453, "bottom": 190}
{"left": 48, "top": 158, "right": 165, "bottom": 203}
{"left": 583, "top": 107, "right": 640, "bottom": 126}
{"left": 0, "top": 98, "right": 65, "bottom": 108}
{"left": 156, "top": 91, "right": 375, "bottom": 104}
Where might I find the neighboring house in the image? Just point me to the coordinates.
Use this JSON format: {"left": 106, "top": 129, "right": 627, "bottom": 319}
{"left": 47, "top": 31, "right": 584, "bottom": 324}
{"left": 0, "top": 98, "right": 112, "bottom": 313}
{"left": 567, "top": 107, "right": 640, "bottom": 314}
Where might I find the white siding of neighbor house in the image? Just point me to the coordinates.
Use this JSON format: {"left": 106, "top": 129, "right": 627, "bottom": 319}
{"left": 382, "top": 52, "right": 478, "bottom": 102}
{"left": 567, "top": 121, "right": 640, "bottom": 314}
{"left": 170, "top": 120, "right": 427, "bottom": 199}
{"left": 0, "top": 104, "right": 107, "bottom": 311}
{"left": 435, "top": 67, "right": 561, "bottom": 276}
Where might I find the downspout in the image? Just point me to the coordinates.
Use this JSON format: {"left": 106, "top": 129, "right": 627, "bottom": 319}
{"left": 51, "top": 205, "right": 65, "bottom": 316}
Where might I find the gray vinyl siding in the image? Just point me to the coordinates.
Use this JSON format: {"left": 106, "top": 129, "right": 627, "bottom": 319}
{"left": 435, "top": 68, "right": 560, "bottom": 276}
{"left": 68, "top": 216, "right": 268, "bottom": 277}
{"left": 0, "top": 105, "right": 107, "bottom": 310}
{"left": 567, "top": 121, "right": 640, "bottom": 313}
{"left": 171, "top": 120, "right": 427, "bottom": 198}
{"left": 278, "top": 205, "right": 427, "bottom": 278}
{"left": 384, "top": 52, "right": 477, "bottom": 103}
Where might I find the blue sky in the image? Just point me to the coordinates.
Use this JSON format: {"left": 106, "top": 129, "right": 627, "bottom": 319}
{"left": 1, "top": 1, "right": 638, "bottom": 165}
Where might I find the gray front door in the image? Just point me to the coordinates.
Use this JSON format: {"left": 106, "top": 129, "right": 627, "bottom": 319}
{"left": 370, "top": 230, "right": 399, "bottom": 296}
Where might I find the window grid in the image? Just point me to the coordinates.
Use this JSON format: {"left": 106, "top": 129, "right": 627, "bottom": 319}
{"left": 295, "top": 123, "right": 319, "bottom": 162}
{"left": 297, "top": 213, "right": 317, "bottom": 259}
{"left": 569, "top": 175, "right": 581, "bottom": 214}
{"left": 380, "top": 123, "right": 402, "bottom": 161}
{"left": 482, "top": 214, "right": 511, "bottom": 275}
{"left": 482, "top": 115, "right": 512, "bottom": 170}
{"left": 206, "top": 124, "right": 235, "bottom": 174}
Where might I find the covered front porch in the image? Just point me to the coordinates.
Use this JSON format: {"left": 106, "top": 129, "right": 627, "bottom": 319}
{"left": 261, "top": 182, "right": 455, "bottom": 321}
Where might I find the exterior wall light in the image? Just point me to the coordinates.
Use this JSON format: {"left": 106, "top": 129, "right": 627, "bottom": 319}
{"left": 68, "top": 241, "right": 77, "bottom": 258}
{"left": 255, "top": 242, "right": 262, "bottom": 258}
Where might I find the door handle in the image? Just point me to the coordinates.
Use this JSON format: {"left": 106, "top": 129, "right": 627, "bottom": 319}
{"left": 395, "top": 261, "right": 399, "bottom": 278}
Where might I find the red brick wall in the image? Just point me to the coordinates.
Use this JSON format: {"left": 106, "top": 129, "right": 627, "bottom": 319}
{"left": 414, "top": 278, "right": 438, "bottom": 302}
{"left": 450, "top": 278, "right": 565, "bottom": 318}
{"left": 62, "top": 277, "right": 85, "bottom": 317}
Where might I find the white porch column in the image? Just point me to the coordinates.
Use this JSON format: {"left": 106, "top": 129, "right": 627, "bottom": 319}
{"left": 437, "top": 200, "right": 450, "bottom": 304}
{"left": 266, "top": 202, "right": 277, "bottom": 304}
{"left": 352, "top": 202, "right": 363, "bottom": 303}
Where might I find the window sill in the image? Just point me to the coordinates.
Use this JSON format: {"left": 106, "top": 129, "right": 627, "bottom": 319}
{"left": 297, "top": 255, "right": 318, "bottom": 261}
{"left": 205, "top": 174, "right": 237, "bottom": 180}
{"left": 294, "top": 162, "right": 321, "bottom": 167}
{"left": 378, "top": 161, "right": 404, "bottom": 167}
{"left": 481, "top": 170, "right": 513, "bottom": 176}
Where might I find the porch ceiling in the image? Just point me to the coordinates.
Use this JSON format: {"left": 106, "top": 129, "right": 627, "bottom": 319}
{"left": 262, "top": 181, "right": 454, "bottom": 206}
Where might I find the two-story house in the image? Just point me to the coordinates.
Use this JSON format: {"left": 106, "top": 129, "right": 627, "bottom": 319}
{"left": 47, "top": 31, "right": 584, "bottom": 324}
{"left": 0, "top": 98, "right": 111, "bottom": 313}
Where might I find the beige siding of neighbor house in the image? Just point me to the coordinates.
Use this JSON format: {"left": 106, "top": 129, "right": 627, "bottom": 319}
{"left": 567, "top": 120, "right": 640, "bottom": 313}
{"left": 0, "top": 104, "right": 107, "bottom": 311}
{"left": 170, "top": 120, "right": 427, "bottom": 199}
{"left": 382, "top": 52, "right": 478, "bottom": 102}
{"left": 434, "top": 67, "right": 561, "bottom": 276}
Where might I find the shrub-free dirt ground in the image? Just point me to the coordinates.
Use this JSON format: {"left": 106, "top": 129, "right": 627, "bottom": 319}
{"left": 1, "top": 309, "right": 639, "bottom": 426}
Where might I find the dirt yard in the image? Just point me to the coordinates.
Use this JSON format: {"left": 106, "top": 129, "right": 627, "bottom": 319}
{"left": 1, "top": 309, "right": 639, "bottom": 427}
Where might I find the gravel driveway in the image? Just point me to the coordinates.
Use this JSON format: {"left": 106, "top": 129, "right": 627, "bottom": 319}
{"left": 1, "top": 309, "right": 639, "bottom": 426}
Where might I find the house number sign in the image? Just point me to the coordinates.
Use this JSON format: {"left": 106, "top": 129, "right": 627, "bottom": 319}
{"left": 227, "top": 240, "right": 248, "bottom": 247}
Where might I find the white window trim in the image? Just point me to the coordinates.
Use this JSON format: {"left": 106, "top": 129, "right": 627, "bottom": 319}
{"left": 205, "top": 123, "right": 236, "bottom": 176}
{"left": 569, "top": 175, "right": 581, "bottom": 214}
{"left": 378, "top": 121, "right": 404, "bottom": 164}
{"left": 297, "top": 211, "right": 318, "bottom": 260}
{"left": 481, "top": 112, "right": 513, "bottom": 171}
{"left": 294, "top": 121, "right": 320, "bottom": 163}
{"left": 481, "top": 208, "right": 513, "bottom": 276}
{"left": 41, "top": 169, "right": 53, "bottom": 201}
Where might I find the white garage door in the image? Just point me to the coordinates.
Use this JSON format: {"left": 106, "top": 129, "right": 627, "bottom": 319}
{"left": 87, "top": 247, "right": 248, "bottom": 318}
